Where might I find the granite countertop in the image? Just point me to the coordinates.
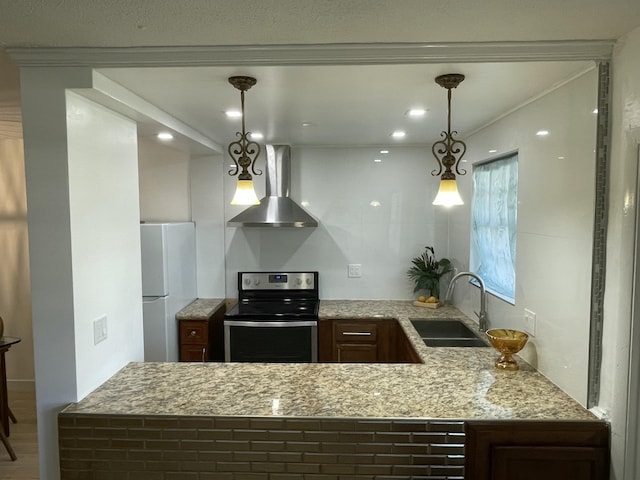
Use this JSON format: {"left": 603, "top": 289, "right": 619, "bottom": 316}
{"left": 175, "top": 298, "right": 226, "bottom": 320}
{"left": 64, "top": 300, "right": 595, "bottom": 421}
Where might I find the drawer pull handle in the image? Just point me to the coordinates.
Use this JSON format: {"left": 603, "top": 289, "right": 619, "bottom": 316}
{"left": 343, "top": 332, "right": 372, "bottom": 336}
{"left": 201, "top": 347, "right": 206, "bottom": 363}
{"left": 190, "top": 330, "right": 197, "bottom": 336}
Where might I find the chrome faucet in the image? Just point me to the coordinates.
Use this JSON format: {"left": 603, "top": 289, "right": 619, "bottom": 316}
{"left": 445, "top": 271, "right": 488, "bottom": 332}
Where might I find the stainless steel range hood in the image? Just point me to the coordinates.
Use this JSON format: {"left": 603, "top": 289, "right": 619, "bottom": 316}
{"left": 227, "top": 145, "right": 318, "bottom": 228}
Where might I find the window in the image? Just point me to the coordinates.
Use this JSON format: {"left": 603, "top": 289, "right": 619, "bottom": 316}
{"left": 470, "top": 153, "right": 518, "bottom": 303}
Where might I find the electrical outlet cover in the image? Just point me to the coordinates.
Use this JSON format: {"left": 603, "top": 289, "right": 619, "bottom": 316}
{"left": 348, "top": 264, "right": 362, "bottom": 278}
{"left": 524, "top": 308, "right": 536, "bottom": 337}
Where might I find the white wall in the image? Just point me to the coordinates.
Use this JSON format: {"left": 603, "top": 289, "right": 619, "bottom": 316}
{"left": 601, "top": 25, "right": 640, "bottom": 480}
{"left": 66, "top": 92, "right": 144, "bottom": 397}
{"left": 138, "top": 138, "right": 191, "bottom": 221}
{"left": 191, "top": 154, "right": 226, "bottom": 298}
{"left": 21, "top": 67, "right": 144, "bottom": 480}
{"left": 447, "top": 68, "right": 598, "bottom": 405}
{"left": 224, "top": 146, "right": 449, "bottom": 299}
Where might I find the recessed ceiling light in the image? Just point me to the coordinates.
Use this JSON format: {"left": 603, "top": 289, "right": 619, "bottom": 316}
{"left": 156, "top": 132, "right": 174, "bottom": 141}
{"left": 225, "top": 110, "right": 242, "bottom": 118}
{"left": 593, "top": 108, "right": 598, "bottom": 114}
{"left": 536, "top": 130, "right": 549, "bottom": 136}
{"left": 370, "top": 200, "right": 381, "bottom": 207}
{"left": 558, "top": 156, "right": 565, "bottom": 160}
{"left": 302, "top": 122, "right": 315, "bottom": 127}
{"left": 407, "top": 108, "right": 427, "bottom": 117}
{"left": 250, "top": 132, "right": 264, "bottom": 140}
{"left": 392, "top": 131, "right": 406, "bottom": 138}
{"left": 379, "top": 150, "right": 389, "bottom": 154}
{"left": 488, "top": 149, "right": 497, "bottom": 153}
{"left": 374, "top": 158, "right": 382, "bottom": 163}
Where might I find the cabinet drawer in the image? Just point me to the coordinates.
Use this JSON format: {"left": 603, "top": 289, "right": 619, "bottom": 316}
{"left": 180, "top": 321, "right": 208, "bottom": 344}
{"left": 334, "top": 322, "right": 378, "bottom": 343}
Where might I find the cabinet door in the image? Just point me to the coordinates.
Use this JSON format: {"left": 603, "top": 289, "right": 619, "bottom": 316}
{"left": 492, "top": 446, "right": 607, "bottom": 480}
{"left": 336, "top": 343, "right": 378, "bottom": 363}
{"left": 465, "top": 421, "right": 609, "bottom": 480}
{"left": 181, "top": 344, "right": 209, "bottom": 362}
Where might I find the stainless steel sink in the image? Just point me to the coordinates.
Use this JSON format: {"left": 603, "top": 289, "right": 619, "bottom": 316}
{"left": 409, "top": 319, "right": 489, "bottom": 348}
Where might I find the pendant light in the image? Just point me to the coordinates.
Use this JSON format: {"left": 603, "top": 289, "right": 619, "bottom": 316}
{"left": 228, "top": 76, "right": 262, "bottom": 205}
{"left": 431, "top": 73, "right": 466, "bottom": 207}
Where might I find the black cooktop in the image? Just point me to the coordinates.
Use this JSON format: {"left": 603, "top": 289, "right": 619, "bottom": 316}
{"left": 225, "top": 298, "right": 319, "bottom": 319}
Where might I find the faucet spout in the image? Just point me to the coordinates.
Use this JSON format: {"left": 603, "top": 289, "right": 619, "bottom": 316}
{"left": 445, "top": 271, "right": 488, "bottom": 332}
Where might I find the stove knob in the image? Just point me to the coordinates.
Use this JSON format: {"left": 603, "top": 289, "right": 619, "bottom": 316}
{"left": 253, "top": 278, "right": 261, "bottom": 286}
{"left": 243, "top": 278, "right": 251, "bottom": 286}
{"left": 296, "top": 278, "right": 302, "bottom": 286}
{"left": 306, "top": 278, "right": 313, "bottom": 286}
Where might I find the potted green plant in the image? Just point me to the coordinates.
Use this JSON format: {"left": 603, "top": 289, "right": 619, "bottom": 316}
{"left": 407, "top": 246, "right": 453, "bottom": 300}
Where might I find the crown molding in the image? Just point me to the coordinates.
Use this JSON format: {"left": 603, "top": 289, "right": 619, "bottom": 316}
{"left": 6, "top": 41, "right": 614, "bottom": 67}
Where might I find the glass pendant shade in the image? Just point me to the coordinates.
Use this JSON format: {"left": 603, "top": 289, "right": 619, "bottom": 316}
{"left": 432, "top": 179, "right": 464, "bottom": 207}
{"left": 230, "top": 179, "right": 260, "bottom": 205}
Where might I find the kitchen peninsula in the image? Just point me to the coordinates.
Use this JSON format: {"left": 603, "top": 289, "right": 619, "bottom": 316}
{"left": 58, "top": 300, "right": 608, "bottom": 480}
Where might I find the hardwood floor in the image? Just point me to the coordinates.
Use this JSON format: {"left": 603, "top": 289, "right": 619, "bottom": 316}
{"left": 0, "top": 389, "right": 39, "bottom": 479}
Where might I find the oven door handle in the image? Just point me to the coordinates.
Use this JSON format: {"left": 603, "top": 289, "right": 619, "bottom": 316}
{"left": 224, "top": 320, "right": 317, "bottom": 328}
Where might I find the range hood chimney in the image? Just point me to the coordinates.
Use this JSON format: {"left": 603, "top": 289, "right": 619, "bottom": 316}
{"left": 227, "top": 145, "right": 318, "bottom": 228}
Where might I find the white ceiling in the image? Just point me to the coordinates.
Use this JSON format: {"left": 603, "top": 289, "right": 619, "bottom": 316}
{"left": 1, "top": 1, "right": 637, "bottom": 150}
{"left": 99, "top": 62, "right": 594, "bottom": 149}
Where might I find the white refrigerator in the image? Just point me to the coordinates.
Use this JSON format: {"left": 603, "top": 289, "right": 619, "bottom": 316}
{"left": 141, "top": 222, "right": 197, "bottom": 362}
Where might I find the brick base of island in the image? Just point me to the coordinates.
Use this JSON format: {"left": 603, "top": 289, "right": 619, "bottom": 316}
{"left": 59, "top": 301, "right": 609, "bottom": 480}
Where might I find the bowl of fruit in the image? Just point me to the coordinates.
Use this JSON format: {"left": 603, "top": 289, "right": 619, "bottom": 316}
{"left": 413, "top": 295, "right": 441, "bottom": 309}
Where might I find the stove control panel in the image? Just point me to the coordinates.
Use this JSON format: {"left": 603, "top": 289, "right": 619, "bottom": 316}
{"left": 239, "top": 272, "right": 317, "bottom": 291}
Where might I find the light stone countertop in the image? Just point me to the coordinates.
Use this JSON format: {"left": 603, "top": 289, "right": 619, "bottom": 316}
{"left": 175, "top": 298, "right": 226, "bottom": 320}
{"left": 63, "top": 300, "right": 595, "bottom": 421}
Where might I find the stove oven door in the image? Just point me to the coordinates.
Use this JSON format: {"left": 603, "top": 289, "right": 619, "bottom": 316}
{"left": 224, "top": 320, "right": 318, "bottom": 363}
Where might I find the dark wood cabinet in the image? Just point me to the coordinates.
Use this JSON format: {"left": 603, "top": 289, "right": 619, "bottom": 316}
{"left": 319, "top": 318, "right": 420, "bottom": 363}
{"left": 395, "top": 325, "right": 422, "bottom": 363}
{"left": 334, "top": 321, "right": 383, "bottom": 362}
{"left": 179, "top": 320, "right": 211, "bottom": 362}
{"left": 465, "top": 421, "right": 609, "bottom": 480}
{"left": 320, "top": 319, "right": 392, "bottom": 362}
{"left": 178, "top": 302, "right": 226, "bottom": 362}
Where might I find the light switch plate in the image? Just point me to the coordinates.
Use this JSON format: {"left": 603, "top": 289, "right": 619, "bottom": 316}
{"left": 524, "top": 308, "right": 536, "bottom": 337}
{"left": 93, "top": 315, "right": 108, "bottom": 345}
